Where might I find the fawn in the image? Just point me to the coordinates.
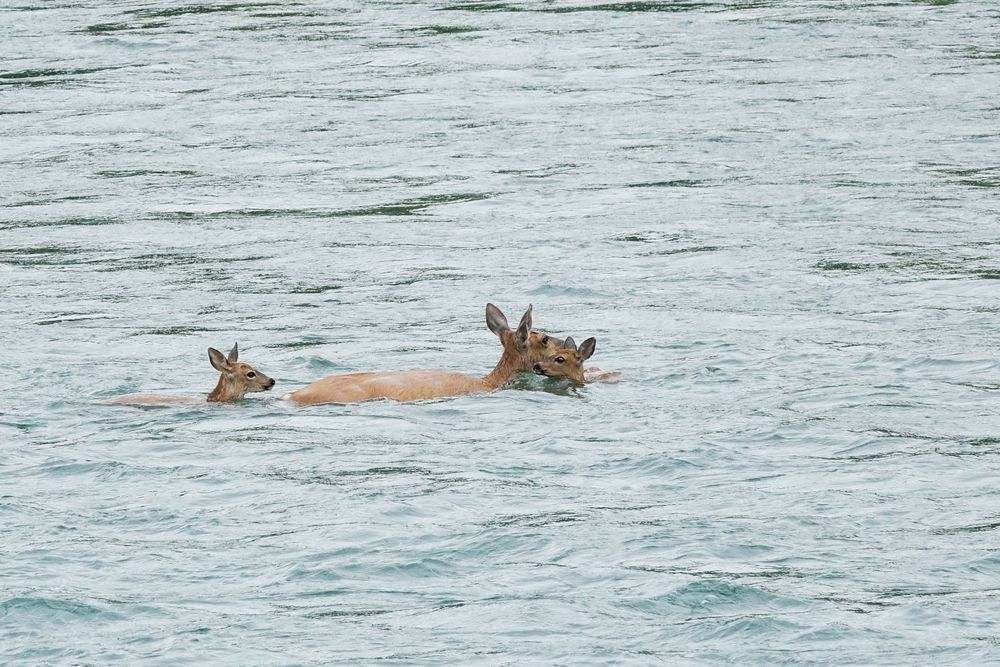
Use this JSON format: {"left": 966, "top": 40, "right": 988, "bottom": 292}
{"left": 518, "top": 330, "right": 565, "bottom": 372}
{"left": 106, "top": 343, "right": 275, "bottom": 405}
{"left": 532, "top": 337, "right": 600, "bottom": 384}
{"left": 288, "top": 304, "right": 543, "bottom": 405}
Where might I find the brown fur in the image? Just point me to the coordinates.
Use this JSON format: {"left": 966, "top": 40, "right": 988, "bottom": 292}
{"left": 518, "top": 330, "right": 565, "bottom": 372}
{"left": 533, "top": 337, "right": 597, "bottom": 384}
{"left": 107, "top": 343, "right": 275, "bottom": 405}
{"left": 288, "top": 304, "right": 535, "bottom": 405}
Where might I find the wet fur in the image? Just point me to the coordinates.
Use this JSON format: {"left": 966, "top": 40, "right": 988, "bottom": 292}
{"left": 289, "top": 304, "right": 536, "bottom": 405}
{"left": 107, "top": 343, "right": 274, "bottom": 405}
{"left": 534, "top": 337, "right": 597, "bottom": 384}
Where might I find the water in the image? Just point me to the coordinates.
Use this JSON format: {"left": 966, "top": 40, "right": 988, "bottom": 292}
{"left": 3, "top": 0, "right": 1000, "bottom": 664}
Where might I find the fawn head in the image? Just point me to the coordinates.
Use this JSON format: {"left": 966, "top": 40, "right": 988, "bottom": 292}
{"left": 207, "top": 342, "right": 275, "bottom": 401}
{"left": 522, "top": 330, "right": 566, "bottom": 372}
{"left": 533, "top": 336, "right": 596, "bottom": 384}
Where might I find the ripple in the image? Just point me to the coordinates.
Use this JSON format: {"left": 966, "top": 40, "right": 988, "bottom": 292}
{"left": 4, "top": 0, "right": 1000, "bottom": 663}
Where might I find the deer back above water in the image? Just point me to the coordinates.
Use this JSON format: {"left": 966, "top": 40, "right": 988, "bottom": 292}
{"left": 288, "top": 304, "right": 535, "bottom": 405}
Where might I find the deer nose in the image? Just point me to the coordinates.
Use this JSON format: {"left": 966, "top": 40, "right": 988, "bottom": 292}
{"left": 533, "top": 363, "right": 542, "bottom": 374}
{"left": 267, "top": 379, "right": 276, "bottom": 389}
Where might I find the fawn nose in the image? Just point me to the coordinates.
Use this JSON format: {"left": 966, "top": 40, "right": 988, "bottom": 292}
{"left": 533, "top": 363, "right": 542, "bottom": 374}
{"left": 267, "top": 378, "right": 276, "bottom": 389}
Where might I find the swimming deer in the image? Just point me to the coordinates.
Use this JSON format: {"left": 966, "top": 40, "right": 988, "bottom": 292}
{"left": 288, "top": 304, "right": 539, "bottom": 405}
{"left": 106, "top": 343, "right": 275, "bottom": 405}
{"left": 532, "top": 336, "right": 619, "bottom": 384}
{"left": 519, "top": 330, "right": 566, "bottom": 372}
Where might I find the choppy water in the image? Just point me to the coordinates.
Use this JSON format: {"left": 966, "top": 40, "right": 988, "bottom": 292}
{"left": 3, "top": 0, "right": 1000, "bottom": 664}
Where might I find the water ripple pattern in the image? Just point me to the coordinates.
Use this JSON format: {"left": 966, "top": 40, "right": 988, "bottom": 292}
{"left": 2, "top": 0, "right": 1000, "bottom": 664}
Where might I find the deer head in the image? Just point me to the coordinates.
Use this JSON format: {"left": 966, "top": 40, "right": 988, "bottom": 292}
{"left": 521, "top": 330, "right": 566, "bottom": 372}
{"left": 482, "top": 303, "right": 537, "bottom": 388}
{"left": 532, "top": 336, "right": 596, "bottom": 384}
{"left": 206, "top": 342, "right": 275, "bottom": 402}
{"left": 485, "top": 306, "right": 564, "bottom": 372}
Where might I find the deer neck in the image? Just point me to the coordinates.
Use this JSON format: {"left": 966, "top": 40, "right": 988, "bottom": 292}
{"left": 207, "top": 374, "right": 244, "bottom": 402}
{"left": 480, "top": 344, "right": 524, "bottom": 391}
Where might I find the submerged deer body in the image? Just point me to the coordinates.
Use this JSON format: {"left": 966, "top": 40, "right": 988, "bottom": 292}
{"left": 106, "top": 343, "right": 275, "bottom": 405}
{"left": 288, "top": 304, "right": 537, "bottom": 405}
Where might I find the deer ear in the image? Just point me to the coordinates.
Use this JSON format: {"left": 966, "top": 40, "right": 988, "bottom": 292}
{"left": 515, "top": 304, "right": 532, "bottom": 343}
{"left": 578, "top": 337, "right": 596, "bottom": 361}
{"left": 563, "top": 337, "right": 577, "bottom": 351}
{"left": 208, "top": 347, "right": 231, "bottom": 372}
{"left": 227, "top": 342, "right": 239, "bottom": 363}
{"left": 486, "top": 303, "right": 510, "bottom": 336}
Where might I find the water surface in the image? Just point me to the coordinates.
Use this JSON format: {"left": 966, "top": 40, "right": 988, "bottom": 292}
{"left": 3, "top": 1, "right": 1000, "bottom": 664}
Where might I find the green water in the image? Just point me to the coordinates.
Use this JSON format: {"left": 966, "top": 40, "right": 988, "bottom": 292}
{"left": 3, "top": 1, "right": 1000, "bottom": 664}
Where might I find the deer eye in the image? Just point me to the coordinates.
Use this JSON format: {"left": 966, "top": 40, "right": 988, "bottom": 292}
{"left": 247, "top": 371, "right": 256, "bottom": 379}
{"left": 555, "top": 356, "right": 565, "bottom": 364}
{"left": 541, "top": 336, "right": 549, "bottom": 345}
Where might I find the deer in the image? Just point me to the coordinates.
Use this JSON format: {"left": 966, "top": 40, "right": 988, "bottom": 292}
{"left": 106, "top": 343, "right": 275, "bottom": 405}
{"left": 532, "top": 336, "right": 619, "bottom": 384}
{"left": 288, "top": 303, "right": 545, "bottom": 405}
{"left": 518, "top": 330, "right": 566, "bottom": 372}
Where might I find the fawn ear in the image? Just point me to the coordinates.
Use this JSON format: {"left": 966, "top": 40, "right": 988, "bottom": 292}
{"left": 227, "top": 342, "right": 239, "bottom": 363}
{"left": 563, "top": 337, "right": 577, "bottom": 352}
{"left": 486, "top": 303, "right": 510, "bottom": 336}
{"left": 208, "top": 347, "right": 231, "bottom": 372}
{"left": 578, "top": 337, "right": 596, "bottom": 361}
{"left": 515, "top": 304, "right": 532, "bottom": 344}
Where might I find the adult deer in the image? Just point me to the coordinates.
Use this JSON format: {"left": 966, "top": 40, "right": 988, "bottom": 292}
{"left": 106, "top": 343, "right": 275, "bottom": 405}
{"left": 288, "top": 304, "right": 540, "bottom": 405}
